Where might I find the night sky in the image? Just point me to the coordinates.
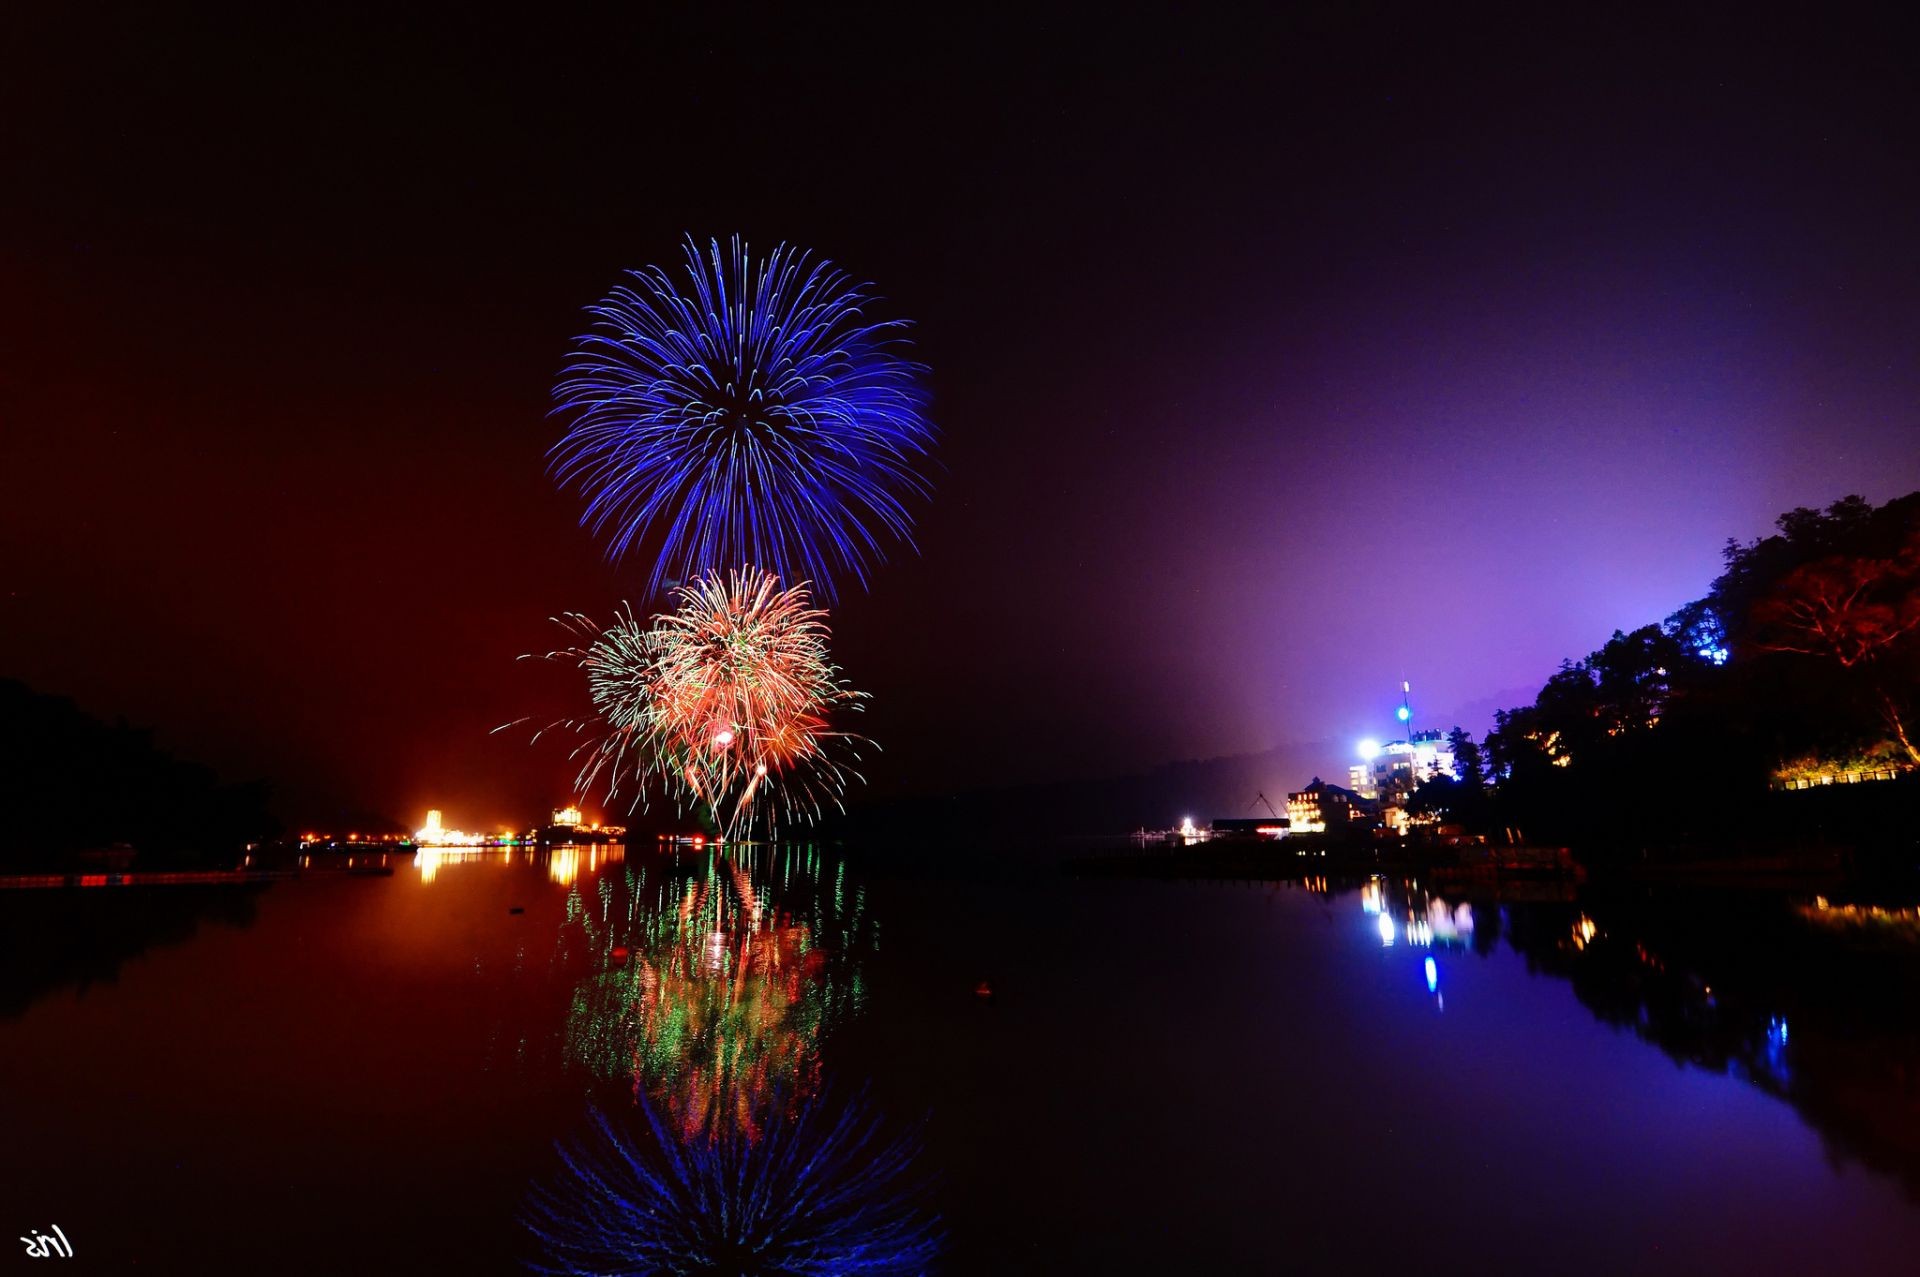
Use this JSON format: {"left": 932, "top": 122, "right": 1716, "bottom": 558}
{"left": 5, "top": 5, "right": 1918, "bottom": 828}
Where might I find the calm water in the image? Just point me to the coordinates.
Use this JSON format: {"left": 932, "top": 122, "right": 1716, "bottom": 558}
{"left": 3, "top": 845, "right": 1919, "bottom": 1273}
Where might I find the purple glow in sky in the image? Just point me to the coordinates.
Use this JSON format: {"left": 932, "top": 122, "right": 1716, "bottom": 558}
{"left": 2, "top": 6, "right": 1916, "bottom": 822}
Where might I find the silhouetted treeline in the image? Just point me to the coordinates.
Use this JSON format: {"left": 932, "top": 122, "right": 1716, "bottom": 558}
{"left": 0, "top": 679, "right": 278, "bottom": 869}
{"left": 1426, "top": 492, "right": 1920, "bottom": 854}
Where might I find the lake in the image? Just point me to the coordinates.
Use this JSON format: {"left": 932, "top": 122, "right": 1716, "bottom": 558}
{"left": 3, "top": 843, "right": 1918, "bottom": 1274}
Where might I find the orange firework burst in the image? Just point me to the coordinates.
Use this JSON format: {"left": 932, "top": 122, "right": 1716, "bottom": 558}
{"left": 530, "top": 570, "right": 865, "bottom": 839}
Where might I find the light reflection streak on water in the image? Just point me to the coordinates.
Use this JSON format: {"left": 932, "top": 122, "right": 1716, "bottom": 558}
{"left": 412, "top": 843, "right": 620, "bottom": 887}
{"left": 1349, "top": 874, "right": 1805, "bottom": 1091}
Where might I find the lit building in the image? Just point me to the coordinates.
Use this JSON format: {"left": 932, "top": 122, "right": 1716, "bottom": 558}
{"left": 538, "top": 804, "right": 626, "bottom": 847}
{"left": 1287, "top": 778, "right": 1371, "bottom": 834}
{"left": 1347, "top": 682, "right": 1457, "bottom": 800}
{"left": 1348, "top": 730, "right": 1456, "bottom": 801}
{"left": 413, "top": 810, "right": 502, "bottom": 847}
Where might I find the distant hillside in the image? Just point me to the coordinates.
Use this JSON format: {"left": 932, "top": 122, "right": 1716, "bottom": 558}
{"left": 834, "top": 739, "right": 1337, "bottom": 841}
{"left": 0, "top": 679, "right": 278, "bottom": 868}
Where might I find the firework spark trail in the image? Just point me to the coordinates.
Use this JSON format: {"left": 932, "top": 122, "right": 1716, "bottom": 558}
{"left": 514, "top": 608, "right": 672, "bottom": 807}
{"left": 552, "top": 236, "right": 936, "bottom": 603}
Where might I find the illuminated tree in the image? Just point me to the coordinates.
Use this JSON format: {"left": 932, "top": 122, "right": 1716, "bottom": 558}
{"left": 1751, "top": 534, "right": 1920, "bottom": 763}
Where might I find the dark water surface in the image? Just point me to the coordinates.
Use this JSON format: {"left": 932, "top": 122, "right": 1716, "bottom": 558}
{"left": 3, "top": 845, "right": 1918, "bottom": 1274}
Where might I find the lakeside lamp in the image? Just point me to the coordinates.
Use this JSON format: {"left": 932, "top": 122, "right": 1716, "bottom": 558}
{"left": 1396, "top": 705, "right": 1412, "bottom": 723}
{"left": 1358, "top": 739, "right": 1382, "bottom": 760}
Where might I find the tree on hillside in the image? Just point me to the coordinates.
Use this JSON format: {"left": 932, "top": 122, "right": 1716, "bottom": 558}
{"left": 1408, "top": 726, "right": 1492, "bottom": 829}
{"left": 1479, "top": 490, "right": 1920, "bottom": 848}
{"left": 1447, "top": 726, "right": 1486, "bottom": 790}
{"left": 1589, "top": 626, "right": 1689, "bottom": 735}
{"left": 1484, "top": 627, "right": 1688, "bottom": 779}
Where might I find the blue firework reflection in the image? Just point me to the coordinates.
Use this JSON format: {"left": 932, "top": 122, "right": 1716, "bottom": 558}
{"left": 524, "top": 1089, "right": 941, "bottom": 1276}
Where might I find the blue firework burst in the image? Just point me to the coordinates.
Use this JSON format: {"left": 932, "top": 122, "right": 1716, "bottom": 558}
{"left": 523, "top": 1091, "right": 942, "bottom": 1276}
{"left": 552, "top": 236, "right": 936, "bottom": 601}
